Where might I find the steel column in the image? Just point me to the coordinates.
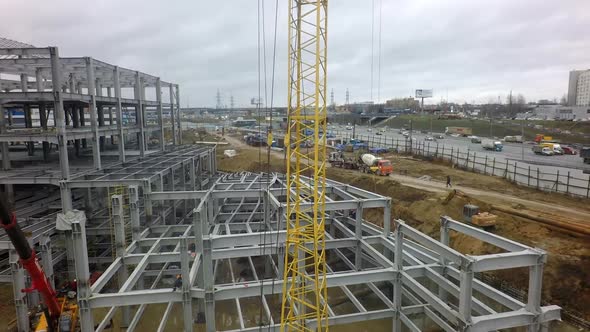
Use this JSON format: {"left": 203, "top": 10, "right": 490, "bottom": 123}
{"left": 85, "top": 57, "right": 101, "bottom": 170}
{"left": 169, "top": 84, "right": 177, "bottom": 145}
{"left": 10, "top": 249, "right": 29, "bottom": 332}
{"left": 72, "top": 219, "right": 94, "bottom": 331}
{"left": 156, "top": 78, "right": 165, "bottom": 151}
{"left": 50, "top": 47, "right": 70, "bottom": 178}
{"left": 135, "top": 72, "right": 145, "bottom": 156}
{"left": 114, "top": 66, "right": 125, "bottom": 163}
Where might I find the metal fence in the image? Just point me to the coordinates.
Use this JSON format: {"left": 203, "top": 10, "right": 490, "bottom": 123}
{"left": 334, "top": 132, "right": 590, "bottom": 198}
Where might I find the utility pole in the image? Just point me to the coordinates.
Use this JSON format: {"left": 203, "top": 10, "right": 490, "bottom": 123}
{"left": 409, "top": 119, "right": 413, "bottom": 153}
{"left": 521, "top": 119, "right": 525, "bottom": 160}
{"left": 230, "top": 95, "right": 234, "bottom": 110}
{"left": 509, "top": 90, "right": 513, "bottom": 115}
{"left": 489, "top": 118, "right": 493, "bottom": 138}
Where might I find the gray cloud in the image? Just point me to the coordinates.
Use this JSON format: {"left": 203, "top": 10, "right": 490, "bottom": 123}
{"left": 1, "top": 0, "right": 588, "bottom": 106}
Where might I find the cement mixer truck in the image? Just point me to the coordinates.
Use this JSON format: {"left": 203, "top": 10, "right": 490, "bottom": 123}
{"left": 358, "top": 153, "right": 393, "bottom": 176}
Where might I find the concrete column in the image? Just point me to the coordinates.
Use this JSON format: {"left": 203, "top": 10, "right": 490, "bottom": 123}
{"left": 169, "top": 84, "right": 177, "bottom": 145}
{"left": 10, "top": 249, "right": 29, "bottom": 332}
{"left": 135, "top": 72, "right": 145, "bottom": 156}
{"left": 71, "top": 219, "right": 94, "bottom": 331}
{"left": 180, "top": 238, "right": 193, "bottom": 332}
{"left": 85, "top": 57, "right": 101, "bottom": 170}
{"left": 156, "top": 78, "right": 165, "bottom": 151}
{"left": 128, "top": 186, "right": 140, "bottom": 241}
{"left": 50, "top": 47, "right": 70, "bottom": 179}
{"left": 113, "top": 67, "right": 125, "bottom": 163}
{"left": 176, "top": 85, "right": 182, "bottom": 144}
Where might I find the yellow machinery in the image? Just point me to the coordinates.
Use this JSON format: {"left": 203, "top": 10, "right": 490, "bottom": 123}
{"left": 280, "top": 0, "right": 329, "bottom": 331}
{"left": 35, "top": 297, "right": 79, "bottom": 332}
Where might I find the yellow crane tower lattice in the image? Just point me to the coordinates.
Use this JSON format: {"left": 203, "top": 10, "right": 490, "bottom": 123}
{"left": 280, "top": 0, "right": 329, "bottom": 331}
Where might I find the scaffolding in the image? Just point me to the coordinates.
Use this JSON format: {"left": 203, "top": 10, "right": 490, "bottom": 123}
{"left": 62, "top": 172, "right": 560, "bottom": 332}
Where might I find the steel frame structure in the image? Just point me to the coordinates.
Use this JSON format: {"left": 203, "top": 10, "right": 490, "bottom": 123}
{"left": 0, "top": 45, "right": 182, "bottom": 184}
{"left": 61, "top": 172, "right": 560, "bottom": 332}
{"left": 283, "top": 0, "right": 330, "bottom": 330}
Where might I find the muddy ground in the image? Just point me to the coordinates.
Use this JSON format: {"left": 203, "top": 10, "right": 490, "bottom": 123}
{"left": 217, "top": 139, "right": 590, "bottom": 320}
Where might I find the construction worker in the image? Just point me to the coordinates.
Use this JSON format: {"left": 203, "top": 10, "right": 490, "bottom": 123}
{"left": 446, "top": 175, "right": 452, "bottom": 188}
{"left": 172, "top": 274, "right": 182, "bottom": 291}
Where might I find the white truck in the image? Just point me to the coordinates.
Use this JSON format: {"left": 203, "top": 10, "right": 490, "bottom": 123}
{"left": 358, "top": 153, "right": 393, "bottom": 176}
{"left": 504, "top": 135, "right": 523, "bottom": 143}
{"left": 481, "top": 139, "right": 503, "bottom": 152}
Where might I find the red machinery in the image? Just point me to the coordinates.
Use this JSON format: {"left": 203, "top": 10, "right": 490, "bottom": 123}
{"left": 0, "top": 196, "right": 62, "bottom": 329}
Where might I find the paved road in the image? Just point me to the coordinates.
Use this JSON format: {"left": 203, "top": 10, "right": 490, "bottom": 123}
{"left": 329, "top": 124, "right": 590, "bottom": 180}
{"left": 337, "top": 124, "right": 586, "bottom": 168}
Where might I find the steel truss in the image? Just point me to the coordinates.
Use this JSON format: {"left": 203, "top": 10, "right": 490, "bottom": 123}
{"left": 62, "top": 172, "right": 561, "bottom": 332}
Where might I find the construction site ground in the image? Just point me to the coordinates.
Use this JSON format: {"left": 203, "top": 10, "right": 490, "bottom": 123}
{"left": 219, "top": 133, "right": 590, "bottom": 322}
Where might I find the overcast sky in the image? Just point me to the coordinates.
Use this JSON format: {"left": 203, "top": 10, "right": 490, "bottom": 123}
{"left": 2, "top": 0, "right": 589, "bottom": 107}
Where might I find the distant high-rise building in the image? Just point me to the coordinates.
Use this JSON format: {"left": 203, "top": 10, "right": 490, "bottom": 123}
{"left": 568, "top": 69, "right": 590, "bottom": 106}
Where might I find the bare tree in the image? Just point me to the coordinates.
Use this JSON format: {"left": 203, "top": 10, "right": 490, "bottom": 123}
{"left": 516, "top": 94, "right": 526, "bottom": 105}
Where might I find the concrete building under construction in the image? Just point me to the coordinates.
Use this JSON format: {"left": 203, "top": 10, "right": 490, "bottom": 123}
{"left": 0, "top": 41, "right": 561, "bottom": 331}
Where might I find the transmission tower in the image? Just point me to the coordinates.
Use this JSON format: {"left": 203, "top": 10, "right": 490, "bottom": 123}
{"left": 330, "top": 89, "right": 335, "bottom": 106}
{"left": 281, "top": 0, "right": 329, "bottom": 331}
{"left": 345, "top": 88, "right": 350, "bottom": 105}
{"left": 216, "top": 89, "right": 222, "bottom": 109}
{"left": 230, "top": 95, "right": 235, "bottom": 110}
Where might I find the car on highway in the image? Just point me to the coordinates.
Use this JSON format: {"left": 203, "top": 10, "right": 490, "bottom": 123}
{"left": 375, "top": 131, "right": 382, "bottom": 135}
{"left": 470, "top": 136, "right": 482, "bottom": 143}
{"left": 346, "top": 126, "right": 352, "bottom": 130}
{"left": 533, "top": 146, "right": 554, "bottom": 156}
{"left": 380, "top": 128, "right": 386, "bottom": 132}
{"left": 367, "top": 128, "right": 372, "bottom": 132}
{"left": 434, "top": 134, "right": 444, "bottom": 139}
{"left": 562, "top": 146, "right": 577, "bottom": 155}
{"left": 425, "top": 136, "right": 434, "bottom": 141}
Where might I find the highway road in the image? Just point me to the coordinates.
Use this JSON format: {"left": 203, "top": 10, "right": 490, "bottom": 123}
{"left": 331, "top": 124, "right": 588, "bottom": 171}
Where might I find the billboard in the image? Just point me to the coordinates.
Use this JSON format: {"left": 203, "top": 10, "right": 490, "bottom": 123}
{"left": 415, "top": 89, "right": 433, "bottom": 98}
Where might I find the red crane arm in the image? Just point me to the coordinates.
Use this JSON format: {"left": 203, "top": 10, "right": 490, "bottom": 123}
{"left": 0, "top": 197, "right": 62, "bottom": 321}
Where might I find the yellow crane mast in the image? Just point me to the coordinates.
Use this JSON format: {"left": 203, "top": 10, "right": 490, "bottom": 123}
{"left": 280, "top": 0, "right": 329, "bottom": 331}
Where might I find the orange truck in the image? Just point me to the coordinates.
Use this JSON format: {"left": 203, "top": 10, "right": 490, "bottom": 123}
{"left": 358, "top": 153, "right": 393, "bottom": 176}
{"left": 534, "top": 134, "right": 553, "bottom": 143}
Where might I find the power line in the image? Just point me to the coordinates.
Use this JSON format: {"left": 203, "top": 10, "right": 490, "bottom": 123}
{"left": 370, "top": 0, "right": 375, "bottom": 102}
{"left": 377, "top": 0, "right": 383, "bottom": 104}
